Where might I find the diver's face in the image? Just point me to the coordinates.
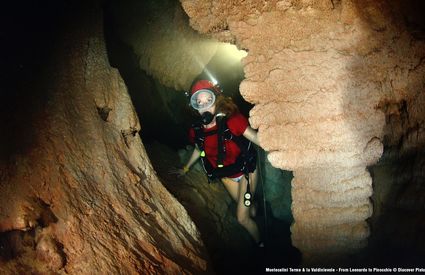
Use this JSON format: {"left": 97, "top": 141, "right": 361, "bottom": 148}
{"left": 196, "top": 91, "right": 215, "bottom": 114}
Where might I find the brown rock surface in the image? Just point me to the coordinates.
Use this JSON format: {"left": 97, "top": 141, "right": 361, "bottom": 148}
{"left": 0, "top": 2, "right": 208, "bottom": 274}
{"left": 181, "top": 0, "right": 425, "bottom": 265}
{"left": 146, "top": 142, "right": 264, "bottom": 273}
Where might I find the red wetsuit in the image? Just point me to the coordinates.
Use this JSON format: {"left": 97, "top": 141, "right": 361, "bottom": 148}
{"left": 189, "top": 113, "right": 249, "bottom": 178}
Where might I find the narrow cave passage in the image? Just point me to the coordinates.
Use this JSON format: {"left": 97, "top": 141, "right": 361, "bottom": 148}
{"left": 2, "top": 0, "right": 425, "bottom": 273}
{"left": 104, "top": 0, "right": 300, "bottom": 272}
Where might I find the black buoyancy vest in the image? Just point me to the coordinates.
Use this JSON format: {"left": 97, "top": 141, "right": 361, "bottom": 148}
{"left": 192, "top": 115, "right": 257, "bottom": 180}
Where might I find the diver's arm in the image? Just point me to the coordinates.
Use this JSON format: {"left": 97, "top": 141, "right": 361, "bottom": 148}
{"left": 183, "top": 146, "right": 201, "bottom": 171}
{"left": 169, "top": 146, "right": 201, "bottom": 177}
{"left": 243, "top": 126, "right": 260, "bottom": 147}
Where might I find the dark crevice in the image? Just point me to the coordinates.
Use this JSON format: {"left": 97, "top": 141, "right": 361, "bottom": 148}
{"left": 0, "top": 230, "right": 35, "bottom": 261}
{"left": 0, "top": 1, "right": 68, "bottom": 161}
{"left": 36, "top": 199, "right": 58, "bottom": 228}
{"left": 97, "top": 106, "right": 112, "bottom": 122}
{"left": 121, "top": 127, "right": 139, "bottom": 148}
{"left": 55, "top": 240, "right": 68, "bottom": 268}
{"left": 103, "top": 15, "right": 190, "bottom": 148}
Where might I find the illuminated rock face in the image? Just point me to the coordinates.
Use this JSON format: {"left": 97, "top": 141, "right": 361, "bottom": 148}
{"left": 107, "top": 0, "right": 249, "bottom": 91}
{"left": 181, "top": 0, "right": 425, "bottom": 265}
{"left": 0, "top": 3, "right": 207, "bottom": 274}
{"left": 108, "top": 0, "right": 219, "bottom": 91}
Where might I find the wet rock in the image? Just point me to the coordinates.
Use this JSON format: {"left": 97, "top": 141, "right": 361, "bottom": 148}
{"left": 35, "top": 234, "right": 66, "bottom": 271}
{"left": 0, "top": 1, "right": 209, "bottom": 274}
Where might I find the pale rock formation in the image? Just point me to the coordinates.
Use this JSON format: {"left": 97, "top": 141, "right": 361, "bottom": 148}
{"left": 109, "top": 0, "right": 234, "bottom": 91}
{"left": 0, "top": 2, "right": 208, "bottom": 274}
{"left": 180, "top": 0, "right": 425, "bottom": 265}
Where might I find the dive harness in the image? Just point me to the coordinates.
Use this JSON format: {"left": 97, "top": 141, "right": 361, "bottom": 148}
{"left": 192, "top": 114, "right": 257, "bottom": 207}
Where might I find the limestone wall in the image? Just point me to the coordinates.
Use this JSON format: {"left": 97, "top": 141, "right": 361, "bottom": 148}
{"left": 0, "top": 2, "right": 208, "bottom": 274}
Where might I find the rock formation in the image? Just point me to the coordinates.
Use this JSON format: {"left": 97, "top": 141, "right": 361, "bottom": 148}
{"left": 0, "top": 2, "right": 208, "bottom": 274}
{"left": 181, "top": 0, "right": 425, "bottom": 265}
{"left": 108, "top": 0, "right": 237, "bottom": 91}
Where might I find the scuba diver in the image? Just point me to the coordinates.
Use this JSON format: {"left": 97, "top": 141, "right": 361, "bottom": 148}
{"left": 171, "top": 79, "right": 264, "bottom": 247}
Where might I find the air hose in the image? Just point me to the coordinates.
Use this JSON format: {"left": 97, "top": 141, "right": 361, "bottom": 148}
{"left": 257, "top": 148, "right": 268, "bottom": 247}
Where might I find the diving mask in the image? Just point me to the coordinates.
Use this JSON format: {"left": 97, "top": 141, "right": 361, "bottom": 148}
{"left": 190, "top": 89, "right": 216, "bottom": 111}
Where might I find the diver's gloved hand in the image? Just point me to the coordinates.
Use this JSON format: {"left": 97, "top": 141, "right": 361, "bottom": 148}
{"left": 168, "top": 166, "right": 189, "bottom": 178}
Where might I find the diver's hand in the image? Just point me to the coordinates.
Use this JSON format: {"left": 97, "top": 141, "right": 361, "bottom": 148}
{"left": 168, "top": 166, "right": 188, "bottom": 177}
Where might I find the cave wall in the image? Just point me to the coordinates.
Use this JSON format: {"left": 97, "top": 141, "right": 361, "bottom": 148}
{"left": 108, "top": 0, "right": 232, "bottom": 91}
{"left": 367, "top": 2, "right": 425, "bottom": 259}
{"left": 180, "top": 0, "right": 425, "bottom": 265}
{"left": 0, "top": 2, "right": 208, "bottom": 273}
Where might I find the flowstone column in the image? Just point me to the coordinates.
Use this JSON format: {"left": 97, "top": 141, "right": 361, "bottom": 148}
{"left": 245, "top": 46, "right": 384, "bottom": 264}
{"left": 241, "top": 18, "right": 390, "bottom": 267}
